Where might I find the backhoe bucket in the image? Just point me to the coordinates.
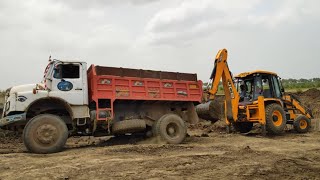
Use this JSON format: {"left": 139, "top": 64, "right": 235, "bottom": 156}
{"left": 196, "top": 96, "right": 224, "bottom": 123}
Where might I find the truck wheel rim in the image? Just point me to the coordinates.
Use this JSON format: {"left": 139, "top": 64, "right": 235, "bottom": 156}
{"left": 166, "top": 123, "right": 179, "bottom": 138}
{"left": 35, "top": 124, "right": 58, "bottom": 145}
{"left": 272, "top": 111, "right": 283, "bottom": 127}
{"left": 299, "top": 119, "right": 308, "bottom": 129}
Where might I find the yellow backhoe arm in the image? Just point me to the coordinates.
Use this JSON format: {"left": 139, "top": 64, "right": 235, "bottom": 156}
{"left": 208, "top": 49, "right": 240, "bottom": 122}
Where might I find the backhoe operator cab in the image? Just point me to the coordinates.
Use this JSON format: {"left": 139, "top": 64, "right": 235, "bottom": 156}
{"left": 235, "top": 71, "right": 283, "bottom": 103}
{"left": 206, "top": 49, "right": 313, "bottom": 135}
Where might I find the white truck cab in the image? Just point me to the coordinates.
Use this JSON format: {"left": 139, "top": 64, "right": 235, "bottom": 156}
{"left": 1, "top": 60, "right": 90, "bottom": 128}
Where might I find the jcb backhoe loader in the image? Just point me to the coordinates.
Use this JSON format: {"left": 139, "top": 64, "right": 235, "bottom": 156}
{"left": 199, "top": 49, "right": 313, "bottom": 135}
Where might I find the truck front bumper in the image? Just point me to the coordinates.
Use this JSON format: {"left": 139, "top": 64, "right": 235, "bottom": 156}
{"left": 0, "top": 113, "right": 26, "bottom": 127}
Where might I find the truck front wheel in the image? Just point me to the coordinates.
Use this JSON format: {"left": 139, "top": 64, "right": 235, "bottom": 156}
{"left": 153, "top": 114, "right": 187, "bottom": 144}
{"left": 23, "top": 114, "right": 68, "bottom": 154}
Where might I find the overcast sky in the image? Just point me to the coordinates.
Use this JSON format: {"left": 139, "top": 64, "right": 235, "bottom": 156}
{"left": 0, "top": 0, "right": 319, "bottom": 89}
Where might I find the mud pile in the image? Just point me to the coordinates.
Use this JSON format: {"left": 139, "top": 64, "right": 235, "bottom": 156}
{"left": 300, "top": 88, "right": 320, "bottom": 97}
{"left": 295, "top": 88, "right": 320, "bottom": 118}
{"left": 0, "top": 129, "right": 23, "bottom": 154}
{"left": 0, "top": 130, "right": 20, "bottom": 142}
{"left": 0, "top": 95, "right": 21, "bottom": 152}
{"left": 188, "top": 119, "right": 226, "bottom": 135}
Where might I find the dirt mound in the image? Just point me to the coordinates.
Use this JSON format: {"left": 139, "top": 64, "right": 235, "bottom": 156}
{"left": 188, "top": 119, "right": 227, "bottom": 138}
{"left": 0, "top": 129, "right": 20, "bottom": 141}
{"left": 0, "top": 129, "right": 24, "bottom": 154}
{"left": 294, "top": 88, "right": 320, "bottom": 118}
{"left": 301, "top": 88, "right": 320, "bottom": 98}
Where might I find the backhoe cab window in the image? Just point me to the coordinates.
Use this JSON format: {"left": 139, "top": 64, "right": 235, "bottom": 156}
{"left": 272, "top": 76, "right": 282, "bottom": 98}
{"left": 253, "top": 75, "right": 272, "bottom": 99}
{"left": 236, "top": 79, "right": 254, "bottom": 102}
{"left": 253, "top": 77, "right": 263, "bottom": 100}
{"left": 54, "top": 64, "right": 80, "bottom": 79}
{"left": 262, "top": 78, "right": 271, "bottom": 98}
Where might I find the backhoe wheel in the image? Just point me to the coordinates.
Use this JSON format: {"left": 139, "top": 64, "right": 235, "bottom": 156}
{"left": 23, "top": 114, "right": 68, "bottom": 154}
{"left": 265, "top": 104, "right": 287, "bottom": 135}
{"left": 293, "top": 115, "right": 311, "bottom": 133}
{"left": 233, "top": 122, "right": 253, "bottom": 133}
{"left": 153, "top": 114, "right": 186, "bottom": 144}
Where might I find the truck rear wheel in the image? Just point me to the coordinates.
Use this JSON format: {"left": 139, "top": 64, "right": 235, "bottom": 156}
{"left": 23, "top": 114, "right": 68, "bottom": 154}
{"left": 293, "top": 115, "right": 311, "bottom": 133}
{"left": 152, "top": 114, "right": 169, "bottom": 136}
{"left": 153, "top": 114, "right": 186, "bottom": 144}
{"left": 265, "top": 104, "right": 286, "bottom": 134}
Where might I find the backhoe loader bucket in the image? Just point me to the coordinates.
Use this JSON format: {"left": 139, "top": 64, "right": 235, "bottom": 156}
{"left": 196, "top": 97, "right": 224, "bottom": 123}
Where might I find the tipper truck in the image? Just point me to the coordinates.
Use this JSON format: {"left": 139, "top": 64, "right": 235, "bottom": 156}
{"left": 0, "top": 59, "right": 202, "bottom": 153}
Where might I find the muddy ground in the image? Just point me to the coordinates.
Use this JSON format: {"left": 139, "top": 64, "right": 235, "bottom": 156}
{"left": 0, "top": 89, "right": 320, "bottom": 180}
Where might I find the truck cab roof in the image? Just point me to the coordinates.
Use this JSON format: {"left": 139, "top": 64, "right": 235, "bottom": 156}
{"left": 50, "top": 59, "right": 86, "bottom": 64}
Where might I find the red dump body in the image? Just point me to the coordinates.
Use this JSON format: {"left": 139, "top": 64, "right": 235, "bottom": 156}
{"left": 87, "top": 65, "right": 203, "bottom": 120}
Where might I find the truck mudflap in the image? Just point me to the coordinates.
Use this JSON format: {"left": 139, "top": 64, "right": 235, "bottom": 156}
{"left": 0, "top": 113, "right": 26, "bottom": 127}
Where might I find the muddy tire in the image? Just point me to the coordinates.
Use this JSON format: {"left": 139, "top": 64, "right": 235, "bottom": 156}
{"left": 265, "top": 104, "right": 286, "bottom": 135}
{"left": 154, "top": 114, "right": 186, "bottom": 144}
{"left": 23, "top": 114, "right": 68, "bottom": 154}
{"left": 293, "top": 115, "right": 311, "bottom": 133}
{"left": 152, "top": 114, "right": 170, "bottom": 136}
{"left": 112, "top": 120, "right": 146, "bottom": 134}
{"left": 233, "top": 122, "right": 253, "bottom": 133}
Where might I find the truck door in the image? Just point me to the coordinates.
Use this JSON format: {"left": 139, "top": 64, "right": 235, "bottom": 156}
{"left": 49, "top": 63, "right": 85, "bottom": 105}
